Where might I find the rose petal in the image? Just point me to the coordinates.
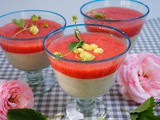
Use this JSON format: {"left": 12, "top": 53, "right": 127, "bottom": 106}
{"left": 0, "top": 80, "right": 34, "bottom": 120}
{"left": 117, "top": 52, "right": 160, "bottom": 104}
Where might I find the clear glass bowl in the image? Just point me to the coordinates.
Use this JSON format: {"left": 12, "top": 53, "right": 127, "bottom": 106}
{"left": 80, "top": 0, "right": 149, "bottom": 50}
{"left": 0, "top": 10, "right": 66, "bottom": 95}
{"left": 43, "top": 24, "right": 131, "bottom": 119}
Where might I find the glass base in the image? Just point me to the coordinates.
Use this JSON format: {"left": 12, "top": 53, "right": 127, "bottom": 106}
{"left": 20, "top": 71, "right": 56, "bottom": 95}
{"left": 66, "top": 99, "right": 107, "bottom": 120}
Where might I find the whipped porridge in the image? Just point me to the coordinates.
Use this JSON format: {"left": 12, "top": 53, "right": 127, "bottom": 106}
{"left": 4, "top": 51, "right": 49, "bottom": 71}
{"left": 54, "top": 70, "right": 115, "bottom": 98}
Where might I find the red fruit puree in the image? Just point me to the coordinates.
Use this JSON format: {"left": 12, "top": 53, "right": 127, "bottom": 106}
{"left": 84, "top": 7, "right": 144, "bottom": 37}
{"left": 0, "top": 19, "right": 62, "bottom": 54}
{"left": 48, "top": 33, "right": 126, "bottom": 79}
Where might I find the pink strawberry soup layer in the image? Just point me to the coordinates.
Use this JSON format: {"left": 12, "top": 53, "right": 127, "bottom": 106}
{"left": 48, "top": 33, "right": 127, "bottom": 79}
{"left": 84, "top": 7, "right": 144, "bottom": 37}
{"left": 0, "top": 19, "right": 62, "bottom": 54}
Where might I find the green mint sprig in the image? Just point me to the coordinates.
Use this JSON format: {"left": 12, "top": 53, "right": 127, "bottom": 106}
{"left": 7, "top": 108, "right": 64, "bottom": 120}
{"left": 121, "top": 97, "right": 160, "bottom": 120}
{"left": 53, "top": 15, "right": 85, "bottom": 59}
{"left": 12, "top": 15, "right": 42, "bottom": 38}
{"left": 67, "top": 15, "right": 85, "bottom": 51}
{"left": 92, "top": 11, "right": 113, "bottom": 20}
{"left": 12, "top": 19, "right": 29, "bottom": 38}
{"left": 12, "top": 19, "right": 25, "bottom": 27}
{"left": 93, "top": 12, "right": 106, "bottom": 19}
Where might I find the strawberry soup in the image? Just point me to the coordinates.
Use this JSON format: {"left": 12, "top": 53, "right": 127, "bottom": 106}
{"left": 80, "top": 0, "right": 149, "bottom": 49}
{"left": 0, "top": 19, "right": 62, "bottom": 71}
{"left": 44, "top": 24, "right": 130, "bottom": 118}
{"left": 47, "top": 32, "right": 128, "bottom": 98}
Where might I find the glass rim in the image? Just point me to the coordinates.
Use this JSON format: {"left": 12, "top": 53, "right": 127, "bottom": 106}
{"left": 80, "top": 0, "right": 150, "bottom": 22}
{"left": 43, "top": 24, "right": 131, "bottom": 63}
{"left": 0, "top": 9, "right": 67, "bottom": 41}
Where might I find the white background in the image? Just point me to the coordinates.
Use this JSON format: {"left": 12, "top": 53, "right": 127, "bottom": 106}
{"left": 0, "top": 0, "right": 159, "bottom": 24}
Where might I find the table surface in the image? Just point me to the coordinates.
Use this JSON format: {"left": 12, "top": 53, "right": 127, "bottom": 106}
{"left": 0, "top": 17, "right": 160, "bottom": 119}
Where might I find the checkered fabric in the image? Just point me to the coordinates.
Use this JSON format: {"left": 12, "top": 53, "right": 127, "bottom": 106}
{"left": 0, "top": 18, "right": 160, "bottom": 120}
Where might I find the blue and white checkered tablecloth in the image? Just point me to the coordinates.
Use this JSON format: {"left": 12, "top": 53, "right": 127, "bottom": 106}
{"left": 0, "top": 18, "right": 160, "bottom": 120}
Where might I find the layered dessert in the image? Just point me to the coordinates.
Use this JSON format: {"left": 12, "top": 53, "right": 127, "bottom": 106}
{"left": 48, "top": 33, "right": 126, "bottom": 98}
{"left": 83, "top": 7, "right": 145, "bottom": 49}
{"left": 0, "top": 16, "right": 62, "bottom": 70}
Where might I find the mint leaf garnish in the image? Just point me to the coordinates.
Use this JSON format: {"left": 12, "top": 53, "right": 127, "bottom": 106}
{"left": 68, "top": 41, "right": 85, "bottom": 51}
{"left": 7, "top": 108, "right": 48, "bottom": 120}
{"left": 12, "top": 19, "right": 24, "bottom": 27}
{"left": 12, "top": 14, "right": 42, "bottom": 38}
{"left": 12, "top": 18, "right": 30, "bottom": 38}
{"left": 54, "top": 15, "right": 85, "bottom": 58}
{"left": 93, "top": 12, "right": 106, "bottom": 19}
{"left": 67, "top": 16, "right": 85, "bottom": 52}
{"left": 121, "top": 97, "right": 160, "bottom": 120}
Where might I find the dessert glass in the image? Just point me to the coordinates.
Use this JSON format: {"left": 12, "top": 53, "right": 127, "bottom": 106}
{"left": 0, "top": 10, "right": 66, "bottom": 95}
{"left": 43, "top": 24, "right": 131, "bottom": 119}
{"left": 80, "top": 0, "right": 149, "bottom": 50}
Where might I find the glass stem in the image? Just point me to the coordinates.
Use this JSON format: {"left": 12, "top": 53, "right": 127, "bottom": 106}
{"left": 26, "top": 70, "right": 43, "bottom": 85}
{"left": 76, "top": 99, "right": 95, "bottom": 113}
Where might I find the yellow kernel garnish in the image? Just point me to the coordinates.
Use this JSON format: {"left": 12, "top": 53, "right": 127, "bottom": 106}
{"left": 73, "top": 48, "right": 84, "bottom": 53}
{"left": 73, "top": 49, "right": 79, "bottom": 53}
{"left": 90, "top": 10, "right": 93, "bottom": 13}
{"left": 44, "top": 23, "right": 49, "bottom": 28}
{"left": 29, "top": 25, "right": 39, "bottom": 35}
{"left": 80, "top": 51, "right": 95, "bottom": 61}
{"left": 77, "top": 48, "right": 84, "bottom": 53}
{"left": 93, "top": 48, "right": 104, "bottom": 54}
{"left": 82, "top": 43, "right": 92, "bottom": 50}
{"left": 53, "top": 52, "right": 62, "bottom": 57}
{"left": 89, "top": 44, "right": 98, "bottom": 50}
{"left": 30, "top": 14, "right": 38, "bottom": 22}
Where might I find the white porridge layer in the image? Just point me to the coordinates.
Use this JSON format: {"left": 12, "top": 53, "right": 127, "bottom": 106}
{"left": 54, "top": 70, "right": 116, "bottom": 99}
{"left": 4, "top": 51, "right": 50, "bottom": 71}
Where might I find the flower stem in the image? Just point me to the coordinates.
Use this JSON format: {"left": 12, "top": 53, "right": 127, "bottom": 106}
{"left": 74, "top": 21, "right": 84, "bottom": 41}
{"left": 12, "top": 23, "right": 29, "bottom": 38}
{"left": 63, "top": 40, "right": 84, "bottom": 57}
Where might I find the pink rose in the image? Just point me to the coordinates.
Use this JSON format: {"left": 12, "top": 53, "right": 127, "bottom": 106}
{"left": 0, "top": 80, "right": 34, "bottom": 120}
{"left": 117, "top": 52, "right": 160, "bottom": 104}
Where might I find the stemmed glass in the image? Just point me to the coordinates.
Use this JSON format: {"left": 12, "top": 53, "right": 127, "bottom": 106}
{"left": 43, "top": 24, "right": 131, "bottom": 119}
{"left": 0, "top": 10, "right": 66, "bottom": 95}
{"left": 80, "top": 0, "right": 149, "bottom": 50}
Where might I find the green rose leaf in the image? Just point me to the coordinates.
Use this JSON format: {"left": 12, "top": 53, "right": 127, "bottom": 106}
{"left": 7, "top": 108, "right": 48, "bottom": 120}
{"left": 121, "top": 97, "right": 160, "bottom": 120}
